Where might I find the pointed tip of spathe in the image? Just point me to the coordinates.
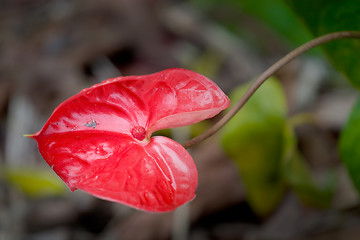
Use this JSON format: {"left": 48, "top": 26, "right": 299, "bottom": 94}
{"left": 23, "top": 133, "right": 39, "bottom": 139}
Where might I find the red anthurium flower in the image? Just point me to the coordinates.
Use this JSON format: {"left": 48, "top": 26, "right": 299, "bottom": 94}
{"left": 29, "top": 68, "right": 230, "bottom": 212}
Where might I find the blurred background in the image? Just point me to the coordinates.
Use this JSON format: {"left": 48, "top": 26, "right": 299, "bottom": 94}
{"left": 1, "top": 0, "right": 360, "bottom": 239}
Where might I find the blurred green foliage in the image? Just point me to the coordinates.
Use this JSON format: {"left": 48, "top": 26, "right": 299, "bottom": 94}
{"left": 221, "top": 78, "right": 287, "bottom": 215}
{"left": 285, "top": 0, "right": 360, "bottom": 88}
{"left": 285, "top": 0, "right": 360, "bottom": 199}
{"left": 191, "top": 0, "right": 311, "bottom": 46}
{"left": 283, "top": 124, "right": 335, "bottom": 208}
{"left": 340, "top": 97, "right": 360, "bottom": 192}
{"left": 2, "top": 166, "right": 67, "bottom": 197}
{"left": 192, "top": 0, "right": 360, "bottom": 213}
{"left": 221, "top": 78, "right": 335, "bottom": 215}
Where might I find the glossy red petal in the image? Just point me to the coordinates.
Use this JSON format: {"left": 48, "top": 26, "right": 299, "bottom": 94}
{"left": 33, "top": 132, "right": 197, "bottom": 212}
{"left": 123, "top": 68, "right": 231, "bottom": 133}
{"left": 37, "top": 77, "right": 148, "bottom": 138}
{"left": 36, "top": 68, "right": 229, "bottom": 138}
{"left": 30, "top": 68, "right": 228, "bottom": 211}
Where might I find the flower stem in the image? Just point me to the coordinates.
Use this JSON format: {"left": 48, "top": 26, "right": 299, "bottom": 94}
{"left": 182, "top": 31, "right": 360, "bottom": 149}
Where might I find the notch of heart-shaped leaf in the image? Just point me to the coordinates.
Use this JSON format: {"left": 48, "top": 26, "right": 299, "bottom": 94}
{"left": 29, "top": 68, "right": 230, "bottom": 212}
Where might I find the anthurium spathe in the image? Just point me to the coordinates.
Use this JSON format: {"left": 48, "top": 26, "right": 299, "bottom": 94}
{"left": 29, "top": 68, "right": 230, "bottom": 212}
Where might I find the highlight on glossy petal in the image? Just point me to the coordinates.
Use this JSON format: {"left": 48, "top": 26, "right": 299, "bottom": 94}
{"left": 29, "top": 68, "right": 230, "bottom": 212}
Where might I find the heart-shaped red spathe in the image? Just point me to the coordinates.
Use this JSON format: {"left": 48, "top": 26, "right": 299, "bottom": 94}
{"left": 30, "top": 68, "right": 230, "bottom": 212}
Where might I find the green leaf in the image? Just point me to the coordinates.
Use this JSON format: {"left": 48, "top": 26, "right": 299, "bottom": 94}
{"left": 284, "top": 0, "right": 360, "bottom": 88}
{"left": 283, "top": 120, "right": 335, "bottom": 208}
{"left": 340, "top": 96, "right": 360, "bottom": 192}
{"left": 284, "top": 152, "right": 335, "bottom": 208}
{"left": 191, "top": 0, "right": 312, "bottom": 46}
{"left": 2, "top": 166, "right": 67, "bottom": 198}
{"left": 221, "top": 78, "right": 287, "bottom": 216}
{"left": 230, "top": 0, "right": 312, "bottom": 46}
